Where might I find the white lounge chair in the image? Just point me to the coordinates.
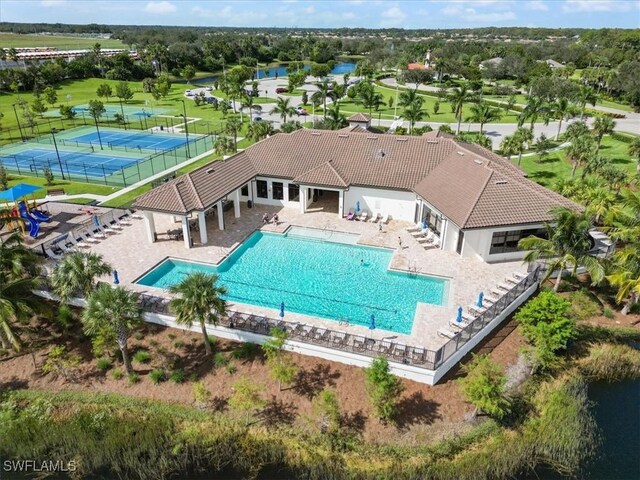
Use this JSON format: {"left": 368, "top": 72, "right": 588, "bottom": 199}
{"left": 45, "top": 248, "right": 63, "bottom": 260}
{"left": 83, "top": 232, "right": 100, "bottom": 244}
{"left": 126, "top": 209, "right": 143, "bottom": 220}
{"left": 68, "top": 235, "right": 90, "bottom": 249}
{"left": 381, "top": 212, "right": 390, "bottom": 224}
{"left": 369, "top": 211, "right": 380, "bottom": 223}
{"left": 449, "top": 318, "right": 470, "bottom": 330}
{"left": 358, "top": 210, "right": 369, "bottom": 222}
{"left": 437, "top": 328, "right": 458, "bottom": 339}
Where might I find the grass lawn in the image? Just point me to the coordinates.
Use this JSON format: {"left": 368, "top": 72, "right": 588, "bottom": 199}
{"left": 210, "top": 89, "right": 277, "bottom": 105}
{"left": 57, "top": 197, "right": 97, "bottom": 205}
{"left": 517, "top": 135, "right": 636, "bottom": 188}
{"left": 0, "top": 32, "right": 125, "bottom": 49}
{"left": 483, "top": 94, "right": 529, "bottom": 105}
{"left": 5, "top": 175, "right": 119, "bottom": 199}
{"left": 596, "top": 98, "right": 635, "bottom": 113}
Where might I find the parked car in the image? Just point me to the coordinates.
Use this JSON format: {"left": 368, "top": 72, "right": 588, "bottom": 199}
{"left": 244, "top": 89, "right": 259, "bottom": 97}
{"left": 205, "top": 86, "right": 213, "bottom": 92}
{"left": 295, "top": 107, "right": 308, "bottom": 115}
{"left": 205, "top": 97, "right": 215, "bottom": 104}
{"left": 275, "top": 87, "right": 288, "bottom": 94}
{"left": 185, "top": 90, "right": 194, "bottom": 96}
{"left": 254, "top": 117, "right": 263, "bottom": 122}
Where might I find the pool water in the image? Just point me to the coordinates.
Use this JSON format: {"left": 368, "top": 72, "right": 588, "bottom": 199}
{"left": 137, "top": 231, "right": 448, "bottom": 334}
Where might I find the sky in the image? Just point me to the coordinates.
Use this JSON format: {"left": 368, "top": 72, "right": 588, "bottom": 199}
{"left": 0, "top": 0, "right": 639, "bottom": 29}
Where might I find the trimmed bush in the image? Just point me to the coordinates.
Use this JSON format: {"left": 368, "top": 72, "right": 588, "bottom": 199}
{"left": 133, "top": 350, "right": 151, "bottom": 364}
{"left": 213, "top": 352, "right": 228, "bottom": 369}
{"left": 96, "top": 358, "right": 113, "bottom": 372}
{"left": 231, "top": 343, "right": 259, "bottom": 360}
{"left": 173, "top": 340, "right": 185, "bottom": 349}
{"left": 149, "top": 369, "right": 167, "bottom": 385}
{"left": 170, "top": 369, "right": 186, "bottom": 384}
{"left": 111, "top": 368, "right": 124, "bottom": 380}
{"left": 128, "top": 373, "right": 140, "bottom": 385}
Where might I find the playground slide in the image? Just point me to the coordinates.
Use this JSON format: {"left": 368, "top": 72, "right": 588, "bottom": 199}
{"left": 29, "top": 208, "right": 51, "bottom": 222}
{"left": 17, "top": 201, "right": 42, "bottom": 238}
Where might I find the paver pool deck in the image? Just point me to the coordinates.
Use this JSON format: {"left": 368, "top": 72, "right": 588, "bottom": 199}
{"left": 84, "top": 201, "right": 522, "bottom": 351}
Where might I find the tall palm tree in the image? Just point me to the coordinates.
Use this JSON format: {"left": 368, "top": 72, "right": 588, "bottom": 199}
{"left": 0, "top": 275, "right": 43, "bottom": 352}
{"left": 358, "top": 88, "right": 384, "bottom": 117}
{"left": 466, "top": 102, "right": 501, "bottom": 135}
{"left": 51, "top": 251, "right": 112, "bottom": 303}
{"left": 403, "top": 101, "right": 429, "bottom": 134}
{"left": 448, "top": 85, "right": 473, "bottom": 134}
{"left": 592, "top": 116, "right": 616, "bottom": 153}
{"left": 518, "top": 96, "right": 546, "bottom": 132}
{"left": 169, "top": 272, "right": 228, "bottom": 355}
{"left": 629, "top": 137, "right": 640, "bottom": 174}
{"left": 606, "top": 247, "right": 640, "bottom": 315}
{"left": 0, "top": 232, "right": 41, "bottom": 279}
{"left": 82, "top": 284, "right": 142, "bottom": 375}
{"left": 326, "top": 103, "right": 348, "bottom": 130}
{"left": 566, "top": 134, "right": 596, "bottom": 178}
{"left": 398, "top": 88, "right": 422, "bottom": 109}
{"left": 314, "top": 79, "right": 332, "bottom": 120}
{"left": 224, "top": 117, "right": 243, "bottom": 152}
{"left": 565, "top": 121, "right": 590, "bottom": 142}
{"left": 247, "top": 120, "right": 274, "bottom": 142}
{"left": 270, "top": 97, "right": 296, "bottom": 124}
{"left": 575, "top": 85, "right": 598, "bottom": 118}
{"left": 604, "top": 188, "right": 640, "bottom": 242}
{"left": 500, "top": 134, "right": 521, "bottom": 162}
{"left": 551, "top": 98, "right": 574, "bottom": 141}
{"left": 519, "top": 208, "right": 604, "bottom": 292}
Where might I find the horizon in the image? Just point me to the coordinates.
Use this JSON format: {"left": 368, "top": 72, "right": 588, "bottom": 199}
{"left": 1, "top": 1, "right": 639, "bottom": 30}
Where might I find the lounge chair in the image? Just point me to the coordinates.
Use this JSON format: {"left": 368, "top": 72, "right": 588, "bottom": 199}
{"left": 468, "top": 304, "right": 487, "bottom": 315}
{"left": 449, "top": 318, "right": 470, "bottom": 330}
{"left": 126, "top": 209, "right": 143, "bottom": 220}
{"left": 393, "top": 343, "right": 407, "bottom": 358}
{"left": 380, "top": 212, "right": 390, "bottom": 224}
{"left": 45, "top": 248, "right": 63, "bottom": 260}
{"left": 377, "top": 340, "right": 392, "bottom": 354}
{"left": 358, "top": 210, "right": 369, "bottom": 222}
{"left": 313, "top": 327, "right": 330, "bottom": 343}
{"left": 437, "top": 328, "right": 458, "bottom": 339}
{"left": 352, "top": 335, "right": 366, "bottom": 351}
{"left": 513, "top": 272, "right": 528, "bottom": 280}
{"left": 346, "top": 210, "right": 356, "bottom": 221}
{"left": 411, "top": 346, "right": 425, "bottom": 363}
{"left": 68, "top": 235, "right": 90, "bottom": 249}
{"left": 430, "top": 236, "right": 441, "bottom": 248}
{"left": 82, "top": 232, "right": 100, "bottom": 244}
{"left": 369, "top": 211, "right": 380, "bottom": 223}
{"left": 497, "top": 282, "right": 513, "bottom": 291}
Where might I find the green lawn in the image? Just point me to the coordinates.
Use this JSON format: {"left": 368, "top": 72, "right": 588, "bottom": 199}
{"left": 210, "top": 89, "right": 277, "bottom": 105}
{"left": 5, "top": 175, "right": 119, "bottom": 199}
{"left": 517, "top": 135, "right": 636, "bottom": 188}
{"left": 0, "top": 32, "right": 125, "bottom": 49}
{"left": 596, "top": 98, "right": 635, "bottom": 113}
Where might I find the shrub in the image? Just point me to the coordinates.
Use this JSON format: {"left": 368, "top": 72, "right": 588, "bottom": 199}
{"left": 365, "top": 357, "right": 404, "bottom": 422}
{"left": 226, "top": 364, "right": 237, "bottom": 375}
{"left": 174, "top": 340, "right": 185, "bottom": 349}
{"left": 208, "top": 336, "right": 219, "bottom": 351}
{"left": 128, "top": 373, "right": 140, "bottom": 385}
{"left": 96, "top": 358, "right": 112, "bottom": 372}
{"left": 170, "top": 369, "right": 186, "bottom": 384}
{"left": 192, "top": 381, "right": 211, "bottom": 405}
{"left": 568, "top": 290, "right": 601, "bottom": 321}
{"left": 111, "top": 368, "right": 124, "bottom": 380}
{"left": 149, "top": 369, "right": 166, "bottom": 384}
{"left": 41, "top": 346, "right": 81, "bottom": 381}
{"left": 133, "top": 350, "right": 151, "bottom": 364}
{"left": 167, "top": 333, "right": 176, "bottom": 340}
{"left": 578, "top": 343, "right": 640, "bottom": 381}
{"left": 213, "top": 352, "right": 228, "bottom": 369}
{"left": 133, "top": 331, "right": 144, "bottom": 341}
{"left": 231, "top": 342, "right": 259, "bottom": 360}
{"left": 458, "top": 354, "right": 510, "bottom": 420}
{"left": 603, "top": 307, "right": 615, "bottom": 319}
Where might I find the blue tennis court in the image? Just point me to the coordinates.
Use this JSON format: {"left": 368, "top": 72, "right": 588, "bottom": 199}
{"left": 67, "top": 130, "right": 189, "bottom": 151}
{"left": 0, "top": 148, "right": 141, "bottom": 178}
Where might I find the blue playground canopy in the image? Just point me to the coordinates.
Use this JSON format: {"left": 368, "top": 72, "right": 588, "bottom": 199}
{"left": 0, "top": 183, "right": 43, "bottom": 202}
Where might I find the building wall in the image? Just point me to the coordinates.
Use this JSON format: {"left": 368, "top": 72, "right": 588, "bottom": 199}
{"left": 344, "top": 186, "right": 416, "bottom": 222}
{"left": 239, "top": 177, "right": 302, "bottom": 209}
{"left": 461, "top": 223, "right": 546, "bottom": 263}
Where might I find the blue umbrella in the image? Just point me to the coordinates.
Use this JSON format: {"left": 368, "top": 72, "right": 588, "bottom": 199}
{"left": 421, "top": 220, "right": 427, "bottom": 231}
{"left": 93, "top": 214, "right": 101, "bottom": 228}
{"left": 477, "top": 292, "right": 484, "bottom": 308}
{"left": 356, "top": 200, "right": 361, "bottom": 213}
{"left": 279, "top": 302, "right": 285, "bottom": 318}
{"left": 369, "top": 314, "right": 376, "bottom": 330}
{"left": 456, "top": 306, "right": 463, "bottom": 323}
{"left": 0, "top": 183, "right": 43, "bottom": 202}
{"left": 113, "top": 270, "right": 120, "bottom": 285}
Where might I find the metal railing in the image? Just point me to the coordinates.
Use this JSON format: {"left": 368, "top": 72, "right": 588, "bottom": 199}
{"left": 138, "top": 267, "right": 541, "bottom": 371}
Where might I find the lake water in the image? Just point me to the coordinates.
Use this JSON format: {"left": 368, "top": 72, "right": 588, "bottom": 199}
{"left": 191, "top": 62, "right": 357, "bottom": 85}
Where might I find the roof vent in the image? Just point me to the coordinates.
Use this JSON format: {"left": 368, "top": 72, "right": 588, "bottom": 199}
{"left": 473, "top": 159, "right": 483, "bottom": 165}
{"left": 338, "top": 134, "right": 349, "bottom": 138}
{"left": 375, "top": 149, "right": 386, "bottom": 160}
{"left": 311, "top": 132, "right": 322, "bottom": 136}
{"left": 426, "top": 140, "right": 438, "bottom": 144}
{"left": 495, "top": 180, "right": 508, "bottom": 185}
{"left": 396, "top": 137, "right": 408, "bottom": 142}
{"left": 206, "top": 168, "right": 215, "bottom": 174}
{"left": 366, "top": 136, "right": 378, "bottom": 140}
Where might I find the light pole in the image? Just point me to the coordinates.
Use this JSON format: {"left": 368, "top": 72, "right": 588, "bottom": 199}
{"left": 12, "top": 104, "right": 24, "bottom": 141}
{"left": 179, "top": 99, "right": 191, "bottom": 158}
{"left": 50, "top": 128, "right": 66, "bottom": 180}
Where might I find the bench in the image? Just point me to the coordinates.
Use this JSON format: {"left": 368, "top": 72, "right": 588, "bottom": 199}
{"left": 47, "top": 188, "right": 65, "bottom": 196}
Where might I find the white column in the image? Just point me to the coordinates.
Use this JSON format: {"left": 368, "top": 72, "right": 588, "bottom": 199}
{"left": 216, "top": 201, "right": 224, "bottom": 230}
{"left": 198, "top": 211, "right": 208, "bottom": 245}
{"left": 300, "top": 186, "right": 307, "bottom": 213}
{"left": 143, "top": 211, "right": 156, "bottom": 243}
{"left": 338, "top": 190, "right": 344, "bottom": 217}
{"left": 233, "top": 189, "right": 241, "bottom": 218}
{"left": 181, "top": 216, "right": 191, "bottom": 249}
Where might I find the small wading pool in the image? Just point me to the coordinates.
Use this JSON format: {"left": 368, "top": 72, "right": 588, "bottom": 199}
{"left": 136, "top": 229, "right": 449, "bottom": 334}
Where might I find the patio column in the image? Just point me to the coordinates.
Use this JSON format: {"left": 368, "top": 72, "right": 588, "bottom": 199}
{"left": 216, "top": 201, "right": 225, "bottom": 230}
{"left": 300, "top": 186, "right": 307, "bottom": 214}
{"left": 181, "top": 216, "right": 191, "bottom": 249}
{"left": 198, "top": 211, "right": 208, "bottom": 245}
{"left": 338, "top": 190, "right": 344, "bottom": 217}
{"left": 233, "top": 189, "right": 241, "bottom": 218}
{"left": 143, "top": 211, "right": 156, "bottom": 243}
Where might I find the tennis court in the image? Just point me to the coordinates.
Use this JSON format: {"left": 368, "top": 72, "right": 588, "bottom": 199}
{"left": 0, "top": 147, "right": 143, "bottom": 179}
{"left": 65, "top": 128, "right": 189, "bottom": 151}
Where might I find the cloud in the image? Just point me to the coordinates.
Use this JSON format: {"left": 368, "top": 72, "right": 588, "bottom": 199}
{"left": 41, "top": 0, "right": 66, "bottom": 6}
{"left": 524, "top": 1, "right": 549, "bottom": 11}
{"left": 562, "top": 1, "right": 634, "bottom": 12}
{"left": 380, "top": 6, "right": 407, "bottom": 26}
{"left": 303, "top": 5, "right": 316, "bottom": 14}
{"left": 144, "top": 1, "right": 176, "bottom": 14}
{"left": 440, "top": 5, "right": 516, "bottom": 22}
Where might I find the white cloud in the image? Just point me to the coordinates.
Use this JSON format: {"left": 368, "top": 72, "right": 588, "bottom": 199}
{"left": 144, "top": 1, "right": 176, "bottom": 14}
{"left": 562, "top": 1, "right": 634, "bottom": 12}
{"left": 41, "top": 0, "right": 66, "bottom": 6}
{"left": 440, "top": 5, "right": 516, "bottom": 22}
{"left": 303, "top": 5, "right": 316, "bottom": 14}
{"left": 380, "top": 6, "right": 407, "bottom": 26}
{"left": 525, "top": 1, "right": 549, "bottom": 11}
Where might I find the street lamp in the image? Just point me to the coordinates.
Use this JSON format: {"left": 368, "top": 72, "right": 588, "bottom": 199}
{"left": 12, "top": 104, "right": 24, "bottom": 141}
{"left": 179, "top": 99, "right": 191, "bottom": 158}
{"left": 50, "top": 128, "right": 66, "bottom": 180}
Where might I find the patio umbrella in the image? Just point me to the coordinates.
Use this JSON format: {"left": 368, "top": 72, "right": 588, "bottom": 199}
{"left": 113, "top": 270, "right": 120, "bottom": 285}
{"left": 369, "top": 314, "right": 376, "bottom": 330}
{"left": 421, "top": 220, "right": 427, "bottom": 231}
{"left": 356, "top": 201, "right": 361, "bottom": 213}
{"left": 93, "top": 214, "right": 101, "bottom": 228}
{"left": 477, "top": 292, "right": 484, "bottom": 308}
{"left": 279, "top": 302, "right": 285, "bottom": 318}
{"left": 0, "top": 183, "right": 43, "bottom": 202}
{"left": 456, "top": 306, "right": 463, "bottom": 323}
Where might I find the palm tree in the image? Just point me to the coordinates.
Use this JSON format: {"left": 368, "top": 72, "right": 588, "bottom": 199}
{"left": 224, "top": 117, "right": 243, "bottom": 152}
{"left": 87, "top": 99, "right": 106, "bottom": 150}
{"left": 575, "top": 85, "right": 598, "bottom": 118}
{"left": 466, "top": 102, "right": 501, "bottom": 135}
{"left": 326, "top": 103, "right": 348, "bottom": 130}
{"left": 550, "top": 98, "right": 574, "bottom": 141}
{"left": 629, "top": 137, "right": 640, "bottom": 174}
{"left": 500, "top": 134, "right": 521, "bottom": 162}
{"left": 519, "top": 208, "right": 604, "bottom": 292}
{"left": 508, "top": 127, "right": 534, "bottom": 166}
{"left": 358, "top": 88, "right": 384, "bottom": 117}
{"left": 241, "top": 94, "right": 255, "bottom": 123}
{"left": 518, "top": 96, "right": 546, "bottom": 132}
{"left": 82, "top": 284, "right": 142, "bottom": 375}
{"left": 398, "top": 88, "right": 422, "bottom": 109}
{"left": 566, "top": 135, "right": 596, "bottom": 177}
{"left": 0, "top": 232, "right": 41, "bottom": 279}
{"left": 169, "top": 272, "right": 228, "bottom": 355}
{"left": 270, "top": 97, "right": 296, "bottom": 124}
{"left": 51, "top": 251, "right": 112, "bottom": 303}
{"left": 592, "top": 116, "right": 616, "bottom": 153}
{"left": 403, "top": 101, "right": 429, "bottom": 134}
{"left": 606, "top": 247, "right": 640, "bottom": 315}
{"left": 565, "top": 121, "right": 590, "bottom": 142}
{"left": 448, "top": 85, "right": 473, "bottom": 134}
{"left": 247, "top": 120, "right": 274, "bottom": 142}
{"left": 314, "top": 79, "right": 332, "bottom": 120}
{"left": 0, "top": 275, "right": 43, "bottom": 352}
{"left": 604, "top": 188, "right": 640, "bottom": 242}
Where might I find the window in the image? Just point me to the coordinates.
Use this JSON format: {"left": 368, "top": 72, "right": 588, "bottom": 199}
{"left": 272, "top": 182, "right": 284, "bottom": 200}
{"left": 256, "top": 180, "right": 268, "bottom": 198}
{"left": 421, "top": 205, "right": 442, "bottom": 235}
{"left": 490, "top": 228, "right": 547, "bottom": 255}
{"left": 241, "top": 185, "right": 248, "bottom": 196}
{"left": 288, "top": 184, "right": 300, "bottom": 202}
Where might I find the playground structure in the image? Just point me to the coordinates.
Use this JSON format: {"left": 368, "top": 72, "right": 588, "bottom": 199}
{"left": 0, "top": 184, "right": 51, "bottom": 238}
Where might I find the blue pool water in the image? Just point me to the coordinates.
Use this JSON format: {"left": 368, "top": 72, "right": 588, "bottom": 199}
{"left": 136, "top": 231, "right": 448, "bottom": 334}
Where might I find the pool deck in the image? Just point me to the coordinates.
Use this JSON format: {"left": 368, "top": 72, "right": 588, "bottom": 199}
{"left": 78, "top": 203, "right": 522, "bottom": 351}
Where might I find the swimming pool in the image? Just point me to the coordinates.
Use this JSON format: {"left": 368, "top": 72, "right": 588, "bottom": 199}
{"left": 136, "top": 230, "right": 448, "bottom": 334}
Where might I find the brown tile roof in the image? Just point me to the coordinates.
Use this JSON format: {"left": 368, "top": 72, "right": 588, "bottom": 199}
{"left": 347, "top": 113, "right": 371, "bottom": 122}
{"left": 134, "top": 129, "right": 579, "bottom": 229}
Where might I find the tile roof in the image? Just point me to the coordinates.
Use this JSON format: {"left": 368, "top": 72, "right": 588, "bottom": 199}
{"left": 347, "top": 113, "right": 371, "bottom": 122}
{"left": 134, "top": 129, "right": 579, "bottom": 229}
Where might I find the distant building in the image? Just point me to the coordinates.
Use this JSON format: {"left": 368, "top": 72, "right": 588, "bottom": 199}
{"left": 479, "top": 57, "right": 504, "bottom": 70}
{"left": 543, "top": 59, "right": 565, "bottom": 69}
